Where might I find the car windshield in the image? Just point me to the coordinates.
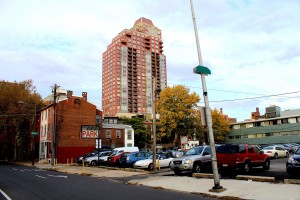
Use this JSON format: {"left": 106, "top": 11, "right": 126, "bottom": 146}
{"left": 147, "top": 154, "right": 161, "bottom": 159}
{"left": 296, "top": 147, "right": 300, "bottom": 154}
{"left": 109, "top": 150, "right": 119, "bottom": 156}
{"left": 263, "top": 147, "right": 273, "bottom": 150}
{"left": 185, "top": 147, "right": 204, "bottom": 155}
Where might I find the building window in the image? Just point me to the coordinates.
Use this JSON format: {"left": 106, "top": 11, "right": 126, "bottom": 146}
{"left": 127, "top": 143, "right": 132, "bottom": 147}
{"left": 127, "top": 130, "right": 132, "bottom": 140}
{"left": 254, "top": 122, "right": 261, "bottom": 127}
{"left": 106, "top": 130, "right": 111, "bottom": 139}
{"left": 116, "top": 130, "right": 121, "bottom": 139}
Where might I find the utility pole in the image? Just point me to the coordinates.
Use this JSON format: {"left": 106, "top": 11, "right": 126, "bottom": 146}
{"left": 190, "top": 0, "right": 225, "bottom": 192}
{"left": 152, "top": 77, "right": 157, "bottom": 172}
{"left": 51, "top": 84, "right": 58, "bottom": 166}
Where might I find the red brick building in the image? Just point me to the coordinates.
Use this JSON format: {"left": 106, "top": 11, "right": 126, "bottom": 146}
{"left": 102, "top": 17, "right": 167, "bottom": 117}
{"left": 39, "top": 90, "right": 135, "bottom": 164}
{"left": 39, "top": 91, "right": 102, "bottom": 163}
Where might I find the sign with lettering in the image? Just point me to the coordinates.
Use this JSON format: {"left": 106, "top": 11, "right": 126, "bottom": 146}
{"left": 81, "top": 125, "right": 100, "bottom": 138}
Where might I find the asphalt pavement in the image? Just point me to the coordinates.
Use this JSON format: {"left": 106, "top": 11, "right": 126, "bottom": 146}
{"left": 16, "top": 162, "right": 300, "bottom": 200}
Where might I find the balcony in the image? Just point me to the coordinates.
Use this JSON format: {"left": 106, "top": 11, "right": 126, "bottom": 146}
{"left": 126, "top": 32, "right": 132, "bottom": 37}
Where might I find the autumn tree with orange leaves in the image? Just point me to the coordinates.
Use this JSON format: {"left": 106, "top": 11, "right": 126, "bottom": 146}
{"left": 156, "top": 85, "right": 201, "bottom": 146}
{"left": 156, "top": 85, "right": 229, "bottom": 147}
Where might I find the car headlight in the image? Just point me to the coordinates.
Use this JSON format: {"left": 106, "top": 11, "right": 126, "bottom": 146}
{"left": 287, "top": 156, "right": 297, "bottom": 164}
{"left": 184, "top": 159, "right": 193, "bottom": 164}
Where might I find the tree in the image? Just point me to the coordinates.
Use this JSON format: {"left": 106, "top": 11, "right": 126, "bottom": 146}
{"left": 0, "top": 80, "right": 43, "bottom": 161}
{"left": 210, "top": 109, "right": 230, "bottom": 142}
{"left": 156, "top": 85, "right": 201, "bottom": 146}
{"left": 119, "top": 116, "right": 149, "bottom": 149}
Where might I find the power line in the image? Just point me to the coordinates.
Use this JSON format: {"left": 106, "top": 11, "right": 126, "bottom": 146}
{"left": 167, "top": 82, "right": 300, "bottom": 103}
{"left": 210, "top": 91, "right": 300, "bottom": 103}
{"left": 167, "top": 82, "right": 265, "bottom": 96}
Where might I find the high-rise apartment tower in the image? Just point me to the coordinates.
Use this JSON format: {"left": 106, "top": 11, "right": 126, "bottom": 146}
{"left": 102, "top": 17, "right": 167, "bottom": 116}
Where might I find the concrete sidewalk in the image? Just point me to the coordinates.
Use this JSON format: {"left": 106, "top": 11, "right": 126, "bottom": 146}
{"left": 21, "top": 162, "right": 300, "bottom": 200}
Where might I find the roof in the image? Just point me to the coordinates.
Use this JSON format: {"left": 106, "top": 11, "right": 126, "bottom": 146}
{"left": 134, "top": 17, "right": 154, "bottom": 26}
{"left": 102, "top": 124, "right": 133, "bottom": 130}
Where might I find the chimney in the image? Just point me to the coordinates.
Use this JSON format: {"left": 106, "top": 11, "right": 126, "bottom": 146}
{"left": 67, "top": 90, "right": 73, "bottom": 99}
{"left": 220, "top": 108, "right": 223, "bottom": 114}
{"left": 82, "top": 92, "right": 87, "bottom": 100}
{"left": 256, "top": 107, "right": 259, "bottom": 113}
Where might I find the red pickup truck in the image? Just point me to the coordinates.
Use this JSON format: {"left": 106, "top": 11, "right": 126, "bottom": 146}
{"left": 216, "top": 144, "right": 270, "bottom": 173}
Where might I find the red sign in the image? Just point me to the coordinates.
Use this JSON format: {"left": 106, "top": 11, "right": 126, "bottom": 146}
{"left": 81, "top": 125, "right": 100, "bottom": 138}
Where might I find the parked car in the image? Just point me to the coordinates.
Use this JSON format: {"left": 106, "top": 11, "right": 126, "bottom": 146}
{"left": 168, "top": 150, "right": 185, "bottom": 158}
{"left": 83, "top": 151, "right": 111, "bottom": 166}
{"left": 76, "top": 147, "right": 112, "bottom": 164}
{"left": 76, "top": 149, "right": 98, "bottom": 164}
{"left": 133, "top": 152, "right": 174, "bottom": 170}
{"left": 216, "top": 144, "right": 270, "bottom": 173}
{"left": 170, "top": 145, "right": 212, "bottom": 175}
{"left": 119, "top": 151, "right": 151, "bottom": 167}
{"left": 107, "top": 147, "right": 139, "bottom": 166}
{"left": 98, "top": 154, "right": 111, "bottom": 165}
{"left": 286, "top": 146, "right": 300, "bottom": 176}
{"left": 262, "top": 145, "right": 289, "bottom": 159}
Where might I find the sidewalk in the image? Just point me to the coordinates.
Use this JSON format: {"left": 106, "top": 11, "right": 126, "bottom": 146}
{"left": 22, "top": 162, "right": 300, "bottom": 200}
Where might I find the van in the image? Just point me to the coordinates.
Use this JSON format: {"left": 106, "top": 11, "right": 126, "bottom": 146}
{"left": 107, "top": 147, "right": 139, "bottom": 166}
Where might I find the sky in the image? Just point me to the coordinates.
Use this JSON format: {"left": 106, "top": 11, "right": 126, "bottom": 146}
{"left": 1, "top": 0, "right": 300, "bottom": 122}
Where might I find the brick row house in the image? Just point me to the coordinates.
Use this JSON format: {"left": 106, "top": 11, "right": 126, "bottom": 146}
{"left": 38, "top": 90, "right": 134, "bottom": 163}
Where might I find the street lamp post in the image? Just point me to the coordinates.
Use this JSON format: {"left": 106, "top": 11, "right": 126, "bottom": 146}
{"left": 18, "top": 101, "right": 38, "bottom": 165}
{"left": 190, "top": 0, "right": 225, "bottom": 192}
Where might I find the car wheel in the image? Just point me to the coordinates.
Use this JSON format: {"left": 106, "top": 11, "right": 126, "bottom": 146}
{"left": 148, "top": 163, "right": 153, "bottom": 171}
{"left": 242, "top": 161, "right": 251, "bottom": 173}
{"left": 274, "top": 153, "right": 278, "bottom": 159}
{"left": 90, "top": 160, "right": 97, "bottom": 166}
{"left": 263, "top": 160, "right": 270, "bottom": 170}
{"left": 193, "top": 162, "right": 202, "bottom": 173}
{"left": 174, "top": 169, "right": 182, "bottom": 175}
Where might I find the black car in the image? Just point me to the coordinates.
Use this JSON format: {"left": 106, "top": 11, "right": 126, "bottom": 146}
{"left": 286, "top": 146, "right": 300, "bottom": 176}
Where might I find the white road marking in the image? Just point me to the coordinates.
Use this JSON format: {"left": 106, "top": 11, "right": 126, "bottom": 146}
{"left": 36, "top": 175, "right": 47, "bottom": 179}
{"left": 20, "top": 169, "right": 31, "bottom": 172}
{"left": 0, "top": 188, "right": 12, "bottom": 200}
{"left": 12, "top": 168, "right": 17, "bottom": 171}
{"left": 47, "top": 174, "right": 68, "bottom": 178}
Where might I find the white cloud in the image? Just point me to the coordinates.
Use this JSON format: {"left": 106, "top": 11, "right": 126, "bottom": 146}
{"left": 1, "top": 0, "right": 300, "bottom": 121}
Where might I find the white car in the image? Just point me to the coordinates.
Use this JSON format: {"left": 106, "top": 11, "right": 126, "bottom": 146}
{"left": 84, "top": 151, "right": 111, "bottom": 166}
{"left": 262, "top": 145, "right": 288, "bottom": 159}
{"left": 133, "top": 153, "right": 174, "bottom": 170}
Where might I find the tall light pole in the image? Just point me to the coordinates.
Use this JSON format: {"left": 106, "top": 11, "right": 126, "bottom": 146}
{"left": 190, "top": 0, "right": 225, "bottom": 192}
{"left": 152, "top": 77, "right": 157, "bottom": 172}
{"left": 18, "top": 101, "right": 38, "bottom": 165}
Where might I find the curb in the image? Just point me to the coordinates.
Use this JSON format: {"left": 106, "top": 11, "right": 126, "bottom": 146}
{"left": 284, "top": 179, "right": 300, "bottom": 185}
{"left": 236, "top": 175, "right": 275, "bottom": 182}
{"left": 192, "top": 173, "right": 221, "bottom": 179}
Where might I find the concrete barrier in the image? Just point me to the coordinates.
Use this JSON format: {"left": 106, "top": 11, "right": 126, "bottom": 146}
{"left": 192, "top": 173, "right": 221, "bottom": 179}
{"left": 236, "top": 175, "right": 275, "bottom": 182}
{"left": 284, "top": 179, "right": 300, "bottom": 185}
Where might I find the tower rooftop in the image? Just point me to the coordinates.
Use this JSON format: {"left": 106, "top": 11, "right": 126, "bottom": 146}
{"left": 134, "top": 17, "right": 154, "bottom": 26}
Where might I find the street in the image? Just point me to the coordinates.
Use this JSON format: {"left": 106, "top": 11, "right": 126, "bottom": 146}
{"left": 0, "top": 164, "right": 216, "bottom": 200}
